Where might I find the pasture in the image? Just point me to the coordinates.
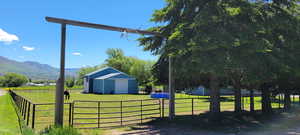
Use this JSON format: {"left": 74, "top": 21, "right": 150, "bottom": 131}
{"left": 11, "top": 89, "right": 289, "bottom": 131}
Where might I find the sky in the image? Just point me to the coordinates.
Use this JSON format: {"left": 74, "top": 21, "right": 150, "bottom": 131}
{"left": 0, "top": 0, "right": 165, "bottom": 68}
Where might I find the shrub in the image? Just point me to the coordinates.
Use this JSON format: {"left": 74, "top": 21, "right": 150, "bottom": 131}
{"left": 1, "top": 73, "right": 28, "bottom": 87}
{"left": 66, "top": 77, "right": 75, "bottom": 89}
{"left": 40, "top": 126, "right": 81, "bottom": 135}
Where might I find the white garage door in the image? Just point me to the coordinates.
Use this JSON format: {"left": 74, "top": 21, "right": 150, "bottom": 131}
{"left": 115, "top": 79, "right": 128, "bottom": 94}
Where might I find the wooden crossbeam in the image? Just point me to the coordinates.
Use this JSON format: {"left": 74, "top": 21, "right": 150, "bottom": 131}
{"left": 45, "top": 16, "right": 160, "bottom": 36}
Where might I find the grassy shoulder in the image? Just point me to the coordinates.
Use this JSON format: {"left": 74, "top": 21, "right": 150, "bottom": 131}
{"left": 0, "top": 93, "right": 21, "bottom": 135}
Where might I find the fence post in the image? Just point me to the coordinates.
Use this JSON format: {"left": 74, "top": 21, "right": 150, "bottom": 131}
{"left": 23, "top": 100, "right": 27, "bottom": 120}
{"left": 22, "top": 99, "right": 26, "bottom": 116}
{"left": 159, "top": 99, "right": 161, "bottom": 118}
{"left": 120, "top": 101, "right": 123, "bottom": 126}
{"left": 21, "top": 98, "right": 24, "bottom": 118}
{"left": 20, "top": 98, "right": 24, "bottom": 116}
{"left": 241, "top": 96, "right": 244, "bottom": 110}
{"left": 23, "top": 99, "right": 27, "bottom": 119}
{"left": 162, "top": 99, "right": 164, "bottom": 118}
{"left": 16, "top": 96, "right": 19, "bottom": 109}
{"left": 72, "top": 102, "right": 74, "bottom": 126}
{"left": 140, "top": 100, "right": 143, "bottom": 124}
{"left": 278, "top": 94, "right": 281, "bottom": 109}
{"left": 192, "top": 98, "right": 194, "bottom": 116}
{"left": 27, "top": 103, "right": 31, "bottom": 126}
{"left": 98, "top": 102, "right": 100, "bottom": 128}
{"left": 32, "top": 104, "right": 36, "bottom": 129}
{"left": 69, "top": 103, "right": 72, "bottom": 126}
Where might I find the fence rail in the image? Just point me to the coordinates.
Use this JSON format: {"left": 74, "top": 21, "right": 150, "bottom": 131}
{"left": 72, "top": 99, "right": 161, "bottom": 129}
{"left": 9, "top": 90, "right": 72, "bottom": 129}
{"left": 9, "top": 90, "right": 294, "bottom": 131}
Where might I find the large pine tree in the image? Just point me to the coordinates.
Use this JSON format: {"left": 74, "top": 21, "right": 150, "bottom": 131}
{"left": 139, "top": 0, "right": 300, "bottom": 114}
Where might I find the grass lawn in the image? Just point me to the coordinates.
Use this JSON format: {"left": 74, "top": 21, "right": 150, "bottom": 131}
{"left": 3, "top": 85, "right": 83, "bottom": 91}
{"left": 12, "top": 89, "right": 290, "bottom": 132}
{"left": 0, "top": 93, "right": 21, "bottom": 135}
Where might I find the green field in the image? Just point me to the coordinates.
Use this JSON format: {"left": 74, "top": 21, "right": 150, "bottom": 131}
{"left": 3, "top": 85, "right": 83, "bottom": 91}
{"left": 12, "top": 89, "right": 287, "bottom": 131}
{"left": 0, "top": 93, "right": 21, "bottom": 135}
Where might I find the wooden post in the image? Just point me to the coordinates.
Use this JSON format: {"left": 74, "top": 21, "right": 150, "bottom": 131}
{"left": 71, "top": 102, "right": 74, "bottom": 126}
{"left": 55, "top": 23, "right": 66, "bottom": 126}
{"left": 162, "top": 99, "right": 165, "bottom": 118}
{"left": 32, "top": 104, "right": 36, "bottom": 129}
{"left": 21, "top": 98, "right": 24, "bottom": 116}
{"left": 278, "top": 95, "right": 281, "bottom": 109}
{"left": 98, "top": 102, "right": 100, "bottom": 128}
{"left": 23, "top": 100, "right": 27, "bottom": 120}
{"left": 241, "top": 96, "right": 244, "bottom": 110}
{"left": 159, "top": 99, "right": 162, "bottom": 118}
{"left": 20, "top": 98, "right": 24, "bottom": 118}
{"left": 120, "top": 101, "right": 123, "bottom": 126}
{"left": 69, "top": 103, "right": 72, "bottom": 126}
{"left": 169, "top": 56, "right": 175, "bottom": 120}
{"left": 22, "top": 99, "right": 26, "bottom": 116}
{"left": 140, "top": 100, "right": 143, "bottom": 124}
{"left": 27, "top": 103, "right": 31, "bottom": 126}
{"left": 192, "top": 98, "right": 194, "bottom": 115}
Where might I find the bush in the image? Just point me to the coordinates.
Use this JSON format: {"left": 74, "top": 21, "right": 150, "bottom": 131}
{"left": 40, "top": 126, "right": 81, "bottom": 135}
{"left": 66, "top": 77, "right": 75, "bottom": 88}
{"left": 1, "top": 73, "right": 28, "bottom": 87}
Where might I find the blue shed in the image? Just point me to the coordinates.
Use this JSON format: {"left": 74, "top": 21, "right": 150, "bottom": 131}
{"left": 83, "top": 67, "right": 138, "bottom": 94}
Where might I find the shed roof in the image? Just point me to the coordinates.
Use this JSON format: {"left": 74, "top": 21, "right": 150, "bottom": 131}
{"left": 84, "top": 67, "right": 111, "bottom": 77}
{"left": 94, "top": 73, "right": 122, "bottom": 80}
{"left": 84, "top": 67, "right": 129, "bottom": 77}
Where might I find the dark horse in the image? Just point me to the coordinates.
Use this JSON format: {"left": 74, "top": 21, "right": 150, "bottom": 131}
{"left": 64, "top": 90, "right": 70, "bottom": 100}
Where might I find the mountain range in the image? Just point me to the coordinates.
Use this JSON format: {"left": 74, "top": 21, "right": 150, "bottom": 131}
{"left": 0, "top": 56, "right": 79, "bottom": 80}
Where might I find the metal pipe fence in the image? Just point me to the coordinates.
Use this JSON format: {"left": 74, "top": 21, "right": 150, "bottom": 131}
{"left": 9, "top": 90, "right": 298, "bottom": 131}
{"left": 9, "top": 90, "right": 72, "bottom": 130}
{"left": 72, "top": 99, "right": 161, "bottom": 129}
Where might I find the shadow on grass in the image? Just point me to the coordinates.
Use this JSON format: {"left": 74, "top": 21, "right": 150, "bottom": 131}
{"left": 198, "top": 97, "right": 234, "bottom": 103}
{"left": 122, "top": 108, "right": 300, "bottom": 135}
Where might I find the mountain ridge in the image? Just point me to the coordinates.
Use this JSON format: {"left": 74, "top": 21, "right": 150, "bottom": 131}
{"left": 0, "top": 56, "right": 79, "bottom": 80}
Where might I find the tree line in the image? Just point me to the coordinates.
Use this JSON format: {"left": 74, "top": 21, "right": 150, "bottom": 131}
{"left": 0, "top": 73, "right": 28, "bottom": 87}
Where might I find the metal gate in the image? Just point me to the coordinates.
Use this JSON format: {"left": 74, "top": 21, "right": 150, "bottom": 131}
{"left": 72, "top": 99, "right": 161, "bottom": 129}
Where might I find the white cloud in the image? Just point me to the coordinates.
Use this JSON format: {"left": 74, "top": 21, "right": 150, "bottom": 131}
{"left": 22, "top": 46, "right": 35, "bottom": 51}
{"left": 0, "top": 29, "right": 19, "bottom": 44}
{"left": 72, "top": 52, "right": 81, "bottom": 56}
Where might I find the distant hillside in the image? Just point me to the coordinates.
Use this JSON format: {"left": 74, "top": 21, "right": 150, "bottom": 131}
{"left": 0, "top": 56, "right": 79, "bottom": 80}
